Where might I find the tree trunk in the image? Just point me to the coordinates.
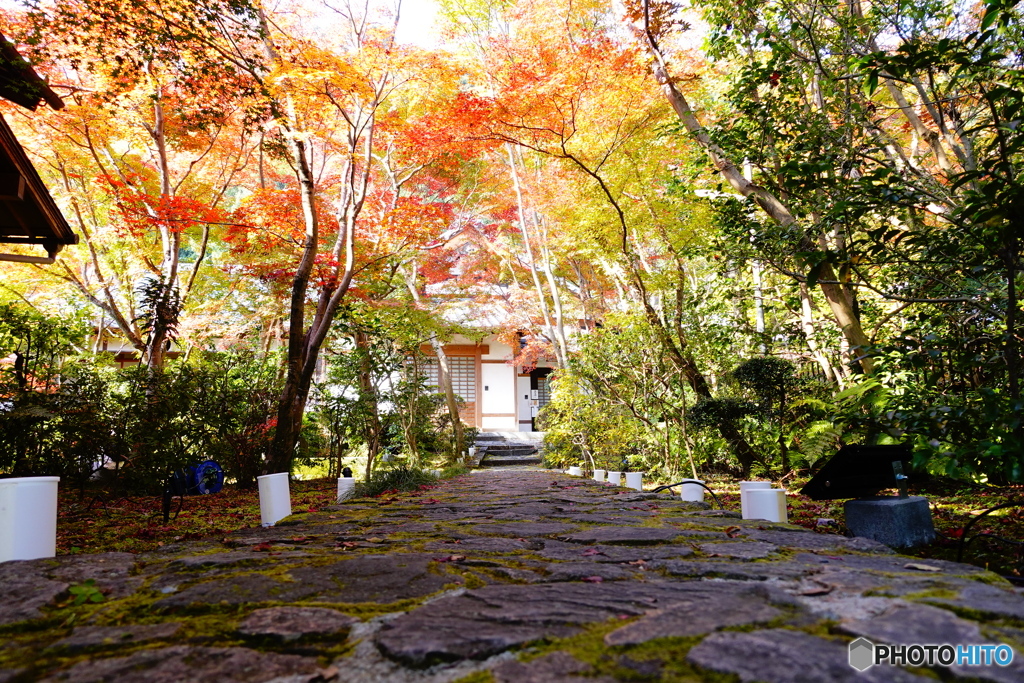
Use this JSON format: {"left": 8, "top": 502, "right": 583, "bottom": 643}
{"left": 266, "top": 131, "right": 320, "bottom": 474}
{"left": 799, "top": 282, "right": 839, "bottom": 385}
{"left": 355, "top": 330, "right": 383, "bottom": 479}
{"left": 403, "top": 266, "right": 466, "bottom": 461}
{"left": 506, "top": 144, "right": 565, "bottom": 366}
{"left": 641, "top": 7, "right": 874, "bottom": 373}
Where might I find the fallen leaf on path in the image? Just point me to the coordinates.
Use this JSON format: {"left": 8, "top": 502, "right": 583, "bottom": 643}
{"left": 435, "top": 554, "right": 466, "bottom": 563}
{"left": 725, "top": 526, "right": 742, "bottom": 538}
{"left": 904, "top": 563, "right": 942, "bottom": 572}
{"left": 581, "top": 576, "right": 604, "bottom": 583}
{"left": 314, "top": 665, "right": 339, "bottom": 681}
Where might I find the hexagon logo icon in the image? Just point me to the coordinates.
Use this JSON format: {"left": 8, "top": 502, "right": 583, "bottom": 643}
{"left": 849, "top": 637, "right": 875, "bottom": 671}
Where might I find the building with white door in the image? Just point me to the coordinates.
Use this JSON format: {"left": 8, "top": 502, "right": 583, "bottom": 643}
{"left": 417, "top": 333, "right": 555, "bottom": 432}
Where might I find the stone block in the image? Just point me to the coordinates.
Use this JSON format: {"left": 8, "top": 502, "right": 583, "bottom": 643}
{"left": 844, "top": 496, "right": 935, "bottom": 548}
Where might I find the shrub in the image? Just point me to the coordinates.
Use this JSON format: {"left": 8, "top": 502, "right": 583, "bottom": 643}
{"left": 353, "top": 464, "right": 438, "bottom": 498}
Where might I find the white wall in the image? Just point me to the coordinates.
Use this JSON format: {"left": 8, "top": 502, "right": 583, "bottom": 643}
{"left": 482, "top": 339, "right": 514, "bottom": 361}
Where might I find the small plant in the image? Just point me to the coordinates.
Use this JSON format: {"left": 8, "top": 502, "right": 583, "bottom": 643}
{"left": 440, "top": 464, "right": 470, "bottom": 478}
{"left": 354, "top": 464, "right": 438, "bottom": 498}
{"left": 66, "top": 579, "right": 105, "bottom": 606}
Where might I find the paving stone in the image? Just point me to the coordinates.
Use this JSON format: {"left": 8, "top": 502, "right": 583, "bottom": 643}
{"left": 542, "top": 562, "right": 638, "bottom": 582}
{"left": 688, "top": 629, "right": 931, "bottom": 682}
{"left": 40, "top": 645, "right": 318, "bottom": 682}
{"left": 617, "top": 656, "right": 663, "bottom": 678}
{"left": 153, "top": 572, "right": 315, "bottom": 610}
{"left": 558, "top": 527, "right": 686, "bottom": 545}
{"left": 697, "top": 541, "right": 779, "bottom": 559}
{"left": 49, "top": 624, "right": 182, "bottom": 652}
{"left": 156, "top": 553, "right": 455, "bottom": 609}
{"left": 484, "top": 503, "right": 562, "bottom": 517}
{"left": 469, "top": 522, "right": 576, "bottom": 537}
{"left": 238, "top": 606, "right": 357, "bottom": 641}
{"left": 924, "top": 582, "right": 1024, "bottom": 620}
{"left": 604, "top": 586, "right": 782, "bottom": 645}
{"left": 0, "top": 560, "right": 68, "bottom": 626}
{"left": 289, "top": 553, "right": 460, "bottom": 604}
{"left": 538, "top": 542, "right": 692, "bottom": 563}
{"left": 662, "top": 516, "right": 763, "bottom": 527}
{"left": 45, "top": 553, "right": 141, "bottom": 598}
{"left": 839, "top": 601, "right": 1024, "bottom": 683}
{"left": 675, "top": 509, "right": 742, "bottom": 518}
{"left": 492, "top": 652, "right": 616, "bottom": 683}
{"left": 374, "top": 580, "right": 758, "bottom": 666}
{"left": 742, "top": 528, "right": 893, "bottom": 553}
{"left": 168, "top": 551, "right": 276, "bottom": 571}
{"left": 358, "top": 523, "right": 437, "bottom": 536}
{"left": 650, "top": 558, "right": 814, "bottom": 581}
{"left": 424, "top": 537, "right": 540, "bottom": 553}
{"left": 792, "top": 552, "right": 987, "bottom": 576}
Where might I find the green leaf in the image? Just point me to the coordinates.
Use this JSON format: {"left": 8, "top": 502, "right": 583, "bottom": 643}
{"left": 806, "top": 262, "right": 824, "bottom": 287}
{"left": 865, "top": 71, "right": 879, "bottom": 96}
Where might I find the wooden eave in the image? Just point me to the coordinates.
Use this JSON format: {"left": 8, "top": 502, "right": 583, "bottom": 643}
{"left": 0, "top": 112, "right": 76, "bottom": 255}
{"left": 0, "top": 37, "right": 64, "bottom": 112}
{"left": 0, "top": 33, "right": 74, "bottom": 259}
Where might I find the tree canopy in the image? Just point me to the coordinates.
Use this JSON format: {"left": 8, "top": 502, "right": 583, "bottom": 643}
{"left": 2, "top": 0, "right": 1022, "bottom": 483}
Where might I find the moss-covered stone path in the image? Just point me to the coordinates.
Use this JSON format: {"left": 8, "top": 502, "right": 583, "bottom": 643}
{"left": 3, "top": 471, "right": 1024, "bottom": 682}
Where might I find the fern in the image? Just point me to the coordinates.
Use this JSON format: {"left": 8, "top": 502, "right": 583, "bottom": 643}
{"left": 791, "top": 420, "right": 842, "bottom": 467}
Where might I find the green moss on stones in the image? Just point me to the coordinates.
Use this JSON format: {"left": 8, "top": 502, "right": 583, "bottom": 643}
{"left": 451, "top": 670, "right": 495, "bottom": 683}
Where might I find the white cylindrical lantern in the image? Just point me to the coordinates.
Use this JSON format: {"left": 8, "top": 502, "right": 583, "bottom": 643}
{"left": 680, "top": 479, "right": 705, "bottom": 503}
{"left": 739, "top": 481, "right": 772, "bottom": 519}
{"left": 607, "top": 471, "right": 622, "bottom": 485}
{"left": 593, "top": 469, "right": 606, "bottom": 482}
{"left": 468, "top": 446, "right": 477, "bottom": 457}
{"left": 625, "top": 472, "right": 643, "bottom": 491}
{"left": 336, "top": 477, "right": 355, "bottom": 503}
{"left": 567, "top": 466, "right": 583, "bottom": 476}
{"left": 0, "top": 476, "right": 59, "bottom": 562}
{"left": 258, "top": 473, "right": 292, "bottom": 527}
{"left": 746, "top": 489, "right": 788, "bottom": 523}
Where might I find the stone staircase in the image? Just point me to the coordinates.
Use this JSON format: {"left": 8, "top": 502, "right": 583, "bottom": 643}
{"left": 475, "top": 431, "right": 545, "bottom": 468}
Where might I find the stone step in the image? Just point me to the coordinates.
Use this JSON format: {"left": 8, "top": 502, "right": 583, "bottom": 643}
{"left": 483, "top": 445, "right": 539, "bottom": 453}
{"left": 480, "top": 455, "right": 543, "bottom": 467}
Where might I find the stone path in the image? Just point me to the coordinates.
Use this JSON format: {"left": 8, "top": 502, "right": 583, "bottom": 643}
{"left": 2, "top": 471, "right": 1024, "bottom": 682}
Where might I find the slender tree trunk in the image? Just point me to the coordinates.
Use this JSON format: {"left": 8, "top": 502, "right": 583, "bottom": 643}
{"left": 266, "top": 130, "right": 320, "bottom": 474}
{"left": 506, "top": 145, "right": 564, "bottom": 366}
{"left": 143, "top": 89, "right": 179, "bottom": 370}
{"left": 799, "top": 282, "right": 840, "bottom": 386}
{"left": 355, "top": 330, "right": 383, "bottom": 479}
{"left": 537, "top": 216, "right": 570, "bottom": 366}
{"left": 403, "top": 266, "right": 466, "bottom": 462}
{"left": 679, "top": 399, "right": 698, "bottom": 480}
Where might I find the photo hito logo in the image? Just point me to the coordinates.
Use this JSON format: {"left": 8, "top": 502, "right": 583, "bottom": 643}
{"left": 849, "top": 637, "right": 1015, "bottom": 671}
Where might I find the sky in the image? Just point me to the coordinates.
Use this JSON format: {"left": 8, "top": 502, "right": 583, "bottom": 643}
{"left": 393, "top": 0, "right": 442, "bottom": 47}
